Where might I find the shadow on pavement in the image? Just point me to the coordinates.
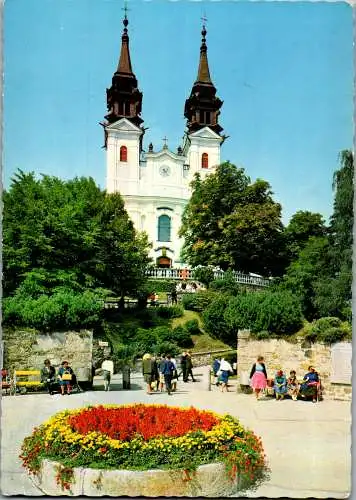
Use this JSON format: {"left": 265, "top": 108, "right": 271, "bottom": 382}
{"left": 93, "top": 383, "right": 143, "bottom": 392}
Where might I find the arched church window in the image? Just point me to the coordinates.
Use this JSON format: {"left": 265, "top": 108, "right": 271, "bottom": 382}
{"left": 158, "top": 215, "right": 171, "bottom": 242}
{"left": 201, "top": 153, "right": 209, "bottom": 169}
{"left": 120, "top": 145, "right": 127, "bottom": 162}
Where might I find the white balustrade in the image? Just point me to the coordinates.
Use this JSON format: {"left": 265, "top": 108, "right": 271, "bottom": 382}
{"left": 145, "top": 268, "right": 270, "bottom": 287}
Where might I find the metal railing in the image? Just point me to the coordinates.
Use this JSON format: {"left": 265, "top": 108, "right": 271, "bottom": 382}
{"left": 146, "top": 268, "right": 271, "bottom": 287}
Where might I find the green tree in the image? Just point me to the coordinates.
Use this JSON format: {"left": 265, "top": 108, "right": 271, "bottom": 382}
{"left": 179, "top": 162, "right": 286, "bottom": 276}
{"left": 278, "top": 236, "right": 329, "bottom": 320}
{"left": 3, "top": 170, "right": 151, "bottom": 302}
{"left": 192, "top": 266, "right": 215, "bottom": 288}
{"left": 313, "top": 150, "right": 353, "bottom": 319}
{"left": 285, "top": 210, "right": 326, "bottom": 259}
{"left": 93, "top": 192, "right": 151, "bottom": 301}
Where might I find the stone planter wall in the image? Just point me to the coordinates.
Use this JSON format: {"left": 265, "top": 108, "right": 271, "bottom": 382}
{"left": 32, "top": 459, "right": 238, "bottom": 497}
{"left": 237, "top": 329, "right": 352, "bottom": 401}
{"left": 2, "top": 328, "right": 93, "bottom": 382}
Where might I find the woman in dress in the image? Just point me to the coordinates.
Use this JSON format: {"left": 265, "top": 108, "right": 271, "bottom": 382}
{"left": 218, "top": 358, "right": 233, "bottom": 392}
{"left": 249, "top": 356, "right": 268, "bottom": 400}
{"left": 274, "top": 370, "right": 287, "bottom": 400}
{"left": 287, "top": 370, "right": 299, "bottom": 401}
{"left": 58, "top": 361, "right": 73, "bottom": 395}
{"left": 299, "top": 366, "right": 319, "bottom": 402}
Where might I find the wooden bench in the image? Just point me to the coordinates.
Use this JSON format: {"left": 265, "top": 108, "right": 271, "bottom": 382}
{"left": 13, "top": 370, "right": 44, "bottom": 394}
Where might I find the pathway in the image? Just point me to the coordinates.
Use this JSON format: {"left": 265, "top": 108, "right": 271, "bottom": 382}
{"left": 1, "top": 370, "right": 351, "bottom": 497}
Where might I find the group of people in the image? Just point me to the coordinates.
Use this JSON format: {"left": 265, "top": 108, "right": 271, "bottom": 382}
{"left": 142, "top": 351, "right": 195, "bottom": 395}
{"left": 249, "top": 356, "right": 320, "bottom": 402}
{"left": 40, "top": 359, "right": 77, "bottom": 395}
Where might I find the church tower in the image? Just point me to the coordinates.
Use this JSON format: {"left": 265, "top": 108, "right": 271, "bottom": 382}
{"left": 104, "top": 11, "right": 144, "bottom": 194}
{"left": 184, "top": 22, "right": 224, "bottom": 178}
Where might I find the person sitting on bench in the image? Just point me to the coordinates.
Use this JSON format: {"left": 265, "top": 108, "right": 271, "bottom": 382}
{"left": 299, "top": 366, "right": 319, "bottom": 403}
{"left": 40, "top": 359, "right": 56, "bottom": 395}
{"left": 58, "top": 361, "right": 73, "bottom": 395}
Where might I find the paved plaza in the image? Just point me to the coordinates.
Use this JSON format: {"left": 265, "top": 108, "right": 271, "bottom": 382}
{"left": 1, "top": 371, "right": 351, "bottom": 498}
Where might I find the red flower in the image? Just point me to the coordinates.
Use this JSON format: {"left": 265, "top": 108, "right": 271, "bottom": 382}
{"left": 68, "top": 405, "right": 219, "bottom": 441}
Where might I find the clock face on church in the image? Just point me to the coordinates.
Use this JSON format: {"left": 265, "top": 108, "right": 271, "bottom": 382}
{"left": 159, "top": 165, "right": 171, "bottom": 177}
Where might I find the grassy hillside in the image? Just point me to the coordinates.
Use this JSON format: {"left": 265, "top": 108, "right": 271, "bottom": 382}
{"left": 171, "top": 310, "right": 231, "bottom": 352}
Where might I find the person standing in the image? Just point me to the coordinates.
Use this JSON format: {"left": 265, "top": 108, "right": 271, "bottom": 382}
{"left": 101, "top": 357, "right": 114, "bottom": 392}
{"left": 218, "top": 358, "right": 233, "bottom": 392}
{"left": 158, "top": 355, "right": 166, "bottom": 392}
{"left": 249, "top": 356, "right": 268, "bottom": 400}
{"left": 58, "top": 361, "right": 73, "bottom": 395}
{"left": 186, "top": 352, "right": 195, "bottom": 382}
{"left": 179, "top": 351, "right": 188, "bottom": 382}
{"left": 142, "top": 353, "right": 155, "bottom": 394}
{"left": 212, "top": 357, "right": 221, "bottom": 386}
{"left": 162, "top": 354, "right": 175, "bottom": 395}
{"left": 40, "top": 359, "right": 56, "bottom": 395}
{"left": 152, "top": 355, "right": 160, "bottom": 392}
{"left": 171, "top": 356, "right": 178, "bottom": 392}
{"left": 171, "top": 288, "right": 178, "bottom": 305}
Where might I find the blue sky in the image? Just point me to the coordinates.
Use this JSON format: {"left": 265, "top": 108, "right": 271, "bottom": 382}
{"left": 4, "top": 0, "right": 353, "bottom": 223}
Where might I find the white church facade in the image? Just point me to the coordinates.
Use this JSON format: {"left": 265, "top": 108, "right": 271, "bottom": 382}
{"left": 103, "top": 14, "right": 226, "bottom": 268}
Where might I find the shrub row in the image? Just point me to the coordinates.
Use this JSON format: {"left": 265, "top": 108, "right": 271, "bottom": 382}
{"left": 3, "top": 291, "right": 103, "bottom": 331}
{"left": 202, "top": 290, "right": 304, "bottom": 346}
{"left": 181, "top": 291, "right": 218, "bottom": 312}
{"left": 303, "top": 317, "right": 351, "bottom": 344}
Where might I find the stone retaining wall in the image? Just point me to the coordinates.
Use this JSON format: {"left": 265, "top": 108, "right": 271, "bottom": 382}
{"left": 190, "top": 349, "right": 236, "bottom": 367}
{"left": 237, "top": 330, "right": 352, "bottom": 401}
{"left": 2, "top": 328, "right": 93, "bottom": 382}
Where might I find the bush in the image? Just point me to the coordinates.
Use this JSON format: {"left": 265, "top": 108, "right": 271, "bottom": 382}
{"left": 3, "top": 291, "right": 102, "bottom": 331}
{"left": 224, "top": 293, "right": 265, "bottom": 335}
{"left": 156, "top": 306, "right": 184, "bottom": 319}
{"left": 209, "top": 270, "right": 242, "bottom": 296}
{"left": 172, "top": 326, "right": 194, "bottom": 347}
{"left": 254, "top": 291, "right": 303, "bottom": 335}
{"left": 202, "top": 294, "right": 232, "bottom": 344}
{"left": 254, "top": 331, "right": 270, "bottom": 340}
{"left": 305, "top": 317, "right": 350, "bottom": 343}
{"left": 321, "top": 327, "right": 347, "bottom": 344}
{"left": 224, "top": 291, "right": 303, "bottom": 336}
{"left": 184, "top": 319, "right": 201, "bottom": 335}
{"left": 181, "top": 291, "right": 217, "bottom": 312}
{"left": 154, "top": 341, "right": 180, "bottom": 357}
{"left": 310, "top": 317, "right": 342, "bottom": 334}
{"left": 146, "top": 279, "right": 177, "bottom": 293}
{"left": 192, "top": 266, "right": 215, "bottom": 288}
{"left": 112, "top": 343, "right": 138, "bottom": 370}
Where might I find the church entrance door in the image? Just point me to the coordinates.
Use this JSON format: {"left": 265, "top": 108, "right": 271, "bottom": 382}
{"left": 157, "top": 256, "right": 171, "bottom": 268}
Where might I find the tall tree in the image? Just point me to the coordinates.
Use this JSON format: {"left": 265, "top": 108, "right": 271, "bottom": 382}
{"left": 328, "top": 149, "right": 354, "bottom": 272}
{"left": 285, "top": 210, "right": 326, "bottom": 260}
{"left": 3, "top": 170, "right": 151, "bottom": 299}
{"left": 313, "top": 150, "right": 354, "bottom": 318}
{"left": 179, "top": 162, "right": 286, "bottom": 275}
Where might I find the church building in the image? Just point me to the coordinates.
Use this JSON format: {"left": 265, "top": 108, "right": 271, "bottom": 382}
{"left": 103, "top": 12, "right": 226, "bottom": 268}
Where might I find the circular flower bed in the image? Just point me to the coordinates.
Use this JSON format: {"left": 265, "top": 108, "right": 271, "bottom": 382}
{"left": 20, "top": 404, "right": 267, "bottom": 496}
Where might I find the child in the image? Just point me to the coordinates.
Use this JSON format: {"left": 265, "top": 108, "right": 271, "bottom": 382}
{"left": 287, "top": 370, "right": 299, "bottom": 401}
